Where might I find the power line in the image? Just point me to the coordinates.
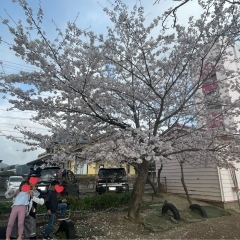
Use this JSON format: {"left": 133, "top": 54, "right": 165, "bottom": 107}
{"left": 0, "top": 115, "right": 33, "bottom": 120}
{"left": 0, "top": 49, "right": 16, "bottom": 55}
{"left": 0, "top": 130, "right": 49, "bottom": 135}
{"left": 0, "top": 115, "right": 63, "bottom": 121}
{"left": 0, "top": 70, "right": 17, "bottom": 74}
{"left": 0, "top": 60, "right": 39, "bottom": 71}
{"left": 0, "top": 109, "right": 37, "bottom": 114}
{"left": 1, "top": 129, "right": 50, "bottom": 134}
{"left": 0, "top": 122, "right": 49, "bottom": 131}
{"left": 1, "top": 64, "right": 35, "bottom": 72}
{"left": 0, "top": 135, "right": 24, "bottom": 139}
{"left": 0, "top": 57, "right": 40, "bottom": 75}
{"left": 0, "top": 129, "right": 23, "bottom": 133}
{"left": 0, "top": 115, "right": 32, "bottom": 120}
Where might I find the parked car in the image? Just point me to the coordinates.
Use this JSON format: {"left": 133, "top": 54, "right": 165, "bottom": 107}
{"left": 28, "top": 165, "right": 79, "bottom": 197}
{"left": 5, "top": 176, "right": 24, "bottom": 190}
{"left": 96, "top": 167, "right": 129, "bottom": 194}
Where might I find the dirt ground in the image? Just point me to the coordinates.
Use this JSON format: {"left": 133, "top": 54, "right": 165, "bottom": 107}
{"left": 44, "top": 193, "right": 240, "bottom": 239}
{"left": 2, "top": 193, "right": 240, "bottom": 239}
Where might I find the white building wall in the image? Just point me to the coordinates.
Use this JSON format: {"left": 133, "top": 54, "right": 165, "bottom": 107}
{"left": 214, "top": 44, "right": 240, "bottom": 130}
{"left": 195, "top": 41, "right": 240, "bottom": 130}
{"left": 158, "top": 41, "right": 240, "bottom": 205}
{"left": 219, "top": 162, "right": 240, "bottom": 203}
{"left": 223, "top": 44, "right": 240, "bottom": 130}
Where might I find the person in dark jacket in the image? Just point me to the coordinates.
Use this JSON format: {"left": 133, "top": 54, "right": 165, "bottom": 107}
{"left": 43, "top": 180, "right": 60, "bottom": 240}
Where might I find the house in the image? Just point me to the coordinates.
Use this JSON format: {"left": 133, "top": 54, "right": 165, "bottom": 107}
{"left": 86, "top": 161, "right": 137, "bottom": 176}
{"left": 157, "top": 159, "right": 240, "bottom": 208}
{"left": 28, "top": 135, "right": 137, "bottom": 177}
{"left": 27, "top": 148, "right": 54, "bottom": 167}
{"left": 156, "top": 124, "right": 240, "bottom": 208}
{"left": 198, "top": 40, "right": 240, "bottom": 129}
{"left": 157, "top": 41, "right": 240, "bottom": 209}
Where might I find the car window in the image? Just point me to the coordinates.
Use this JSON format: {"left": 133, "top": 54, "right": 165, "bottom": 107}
{"left": 38, "top": 168, "right": 59, "bottom": 181}
{"left": 98, "top": 169, "right": 126, "bottom": 178}
{"left": 9, "top": 177, "right": 23, "bottom": 182}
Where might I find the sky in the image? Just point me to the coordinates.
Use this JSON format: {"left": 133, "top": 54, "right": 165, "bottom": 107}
{"left": 0, "top": 0, "right": 201, "bottom": 166}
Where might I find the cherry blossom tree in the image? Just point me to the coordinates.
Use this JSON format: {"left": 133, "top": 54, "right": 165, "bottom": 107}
{"left": 155, "top": 0, "right": 240, "bottom": 27}
{"left": 1, "top": 0, "right": 240, "bottom": 221}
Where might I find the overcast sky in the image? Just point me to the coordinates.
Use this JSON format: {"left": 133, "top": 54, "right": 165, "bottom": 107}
{"left": 0, "top": 0, "right": 201, "bottom": 166}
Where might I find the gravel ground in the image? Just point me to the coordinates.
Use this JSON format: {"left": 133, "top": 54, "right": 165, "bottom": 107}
{"left": 39, "top": 193, "right": 240, "bottom": 239}
{"left": 1, "top": 193, "right": 240, "bottom": 239}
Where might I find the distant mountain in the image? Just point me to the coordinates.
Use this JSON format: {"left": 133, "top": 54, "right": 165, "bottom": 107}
{"left": 0, "top": 162, "right": 9, "bottom": 169}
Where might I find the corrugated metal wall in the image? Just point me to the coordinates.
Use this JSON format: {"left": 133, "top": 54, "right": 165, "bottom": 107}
{"left": 157, "top": 160, "right": 222, "bottom": 202}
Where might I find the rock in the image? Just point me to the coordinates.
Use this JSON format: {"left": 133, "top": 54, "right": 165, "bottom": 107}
{"left": 170, "top": 217, "right": 178, "bottom": 224}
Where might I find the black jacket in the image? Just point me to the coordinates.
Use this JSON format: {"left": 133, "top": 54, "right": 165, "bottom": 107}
{"left": 45, "top": 190, "right": 58, "bottom": 214}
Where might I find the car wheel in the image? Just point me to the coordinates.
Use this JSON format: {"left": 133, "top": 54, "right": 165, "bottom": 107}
{"left": 162, "top": 203, "right": 180, "bottom": 220}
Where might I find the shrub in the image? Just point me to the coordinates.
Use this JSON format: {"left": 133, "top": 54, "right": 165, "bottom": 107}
{"left": 0, "top": 192, "right": 131, "bottom": 215}
{"left": 0, "top": 202, "right": 12, "bottom": 214}
{"left": 0, "top": 171, "right": 15, "bottom": 176}
{"left": 68, "top": 192, "right": 131, "bottom": 211}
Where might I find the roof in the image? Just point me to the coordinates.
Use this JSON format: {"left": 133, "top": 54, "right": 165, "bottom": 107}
{"left": 26, "top": 154, "right": 53, "bottom": 166}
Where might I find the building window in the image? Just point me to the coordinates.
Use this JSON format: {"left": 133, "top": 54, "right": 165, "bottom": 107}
{"left": 202, "top": 79, "right": 218, "bottom": 94}
{"left": 207, "top": 112, "right": 224, "bottom": 128}
{"left": 201, "top": 63, "right": 216, "bottom": 79}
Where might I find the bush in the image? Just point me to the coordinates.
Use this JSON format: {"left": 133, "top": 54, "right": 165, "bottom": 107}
{"left": 0, "top": 171, "right": 15, "bottom": 176}
{"left": 67, "top": 192, "right": 131, "bottom": 211}
{"left": 0, "top": 202, "right": 12, "bottom": 214}
{"left": 38, "top": 192, "right": 130, "bottom": 213}
{"left": 0, "top": 192, "right": 131, "bottom": 215}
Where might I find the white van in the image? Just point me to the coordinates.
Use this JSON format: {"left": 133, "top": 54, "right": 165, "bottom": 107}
{"left": 5, "top": 176, "right": 24, "bottom": 190}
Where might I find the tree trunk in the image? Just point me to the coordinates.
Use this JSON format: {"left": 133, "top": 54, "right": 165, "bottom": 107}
{"left": 180, "top": 161, "right": 192, "bottom": 205}
{"left": 157, "top": 164, "right": 163, "bottom": 192}
{"left": 128, "top": 159, "right": 149, "bottom": 221}
{"left": 147, "top": 175, "right": 157, "bottom": 195}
